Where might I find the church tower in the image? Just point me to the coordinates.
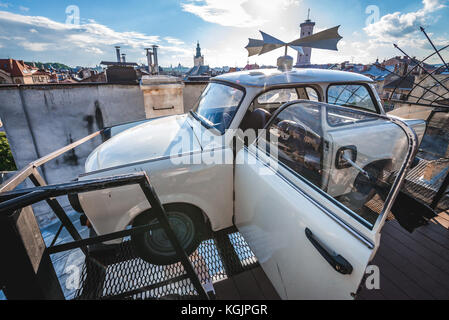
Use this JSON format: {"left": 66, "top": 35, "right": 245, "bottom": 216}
{"left": 296, "top": 9, "right": 315, "bottom": 67}
{"left": 194, "top": 41, "right": 205, "bottom": 67}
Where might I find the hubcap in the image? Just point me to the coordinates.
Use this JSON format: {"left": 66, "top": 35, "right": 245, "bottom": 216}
{"left": 145, "top": 211, "right": 195, "bottom": 255}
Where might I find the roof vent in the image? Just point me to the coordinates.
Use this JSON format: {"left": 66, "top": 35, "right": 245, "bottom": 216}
{"left": 277, "top": 55, "right": 294, "bottom": 72}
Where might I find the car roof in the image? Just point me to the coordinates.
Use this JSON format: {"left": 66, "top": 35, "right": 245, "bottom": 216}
{"left": 213, "top": 68, "right": 374, "bottom": 87}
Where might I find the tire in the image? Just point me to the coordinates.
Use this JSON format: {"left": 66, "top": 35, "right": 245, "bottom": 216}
{"left": 131, "top": 204, "right": 205, "bottom": 266}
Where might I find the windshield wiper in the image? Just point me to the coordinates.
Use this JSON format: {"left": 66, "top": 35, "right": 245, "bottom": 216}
{"left": 189, "top": 110, "right": 215, "bottom": 129}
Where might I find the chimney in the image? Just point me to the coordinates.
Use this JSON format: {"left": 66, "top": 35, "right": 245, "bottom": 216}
{"left": 121, "top": 54, "right": 127, "bottom": 63}
{"left": 152, "top": 45, "right": 159, "bottom": 75}
{"left": 115, "top": 46, "right": 121, "bottom": 63}
{"left": 145, "top": 48, "right": 153, "bottom": 74}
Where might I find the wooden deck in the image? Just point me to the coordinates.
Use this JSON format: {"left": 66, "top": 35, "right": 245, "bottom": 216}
{"left": 213, "top": 217, "right": 449, "bottom": 300}
{"left": 358, "top": 217, "right": 449, "bottom": 300}
{"left": 214, "top": 267, "right": 281, "bottom": 300}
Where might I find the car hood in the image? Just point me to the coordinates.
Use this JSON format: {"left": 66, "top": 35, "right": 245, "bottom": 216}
{"left": 85, "top": 114, "right": 202, "bottom": 172}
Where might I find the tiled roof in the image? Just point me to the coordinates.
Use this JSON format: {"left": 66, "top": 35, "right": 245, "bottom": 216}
{"left": 383, "top": 75, "right": 415, "bottom": 90}
{"left": 0, "top": 59, "right": 35, "bottom": 77}
{"left": 361, "top": 65, "right": 392, "bottom": 81}
{"left": 185, "top": 65, "right": 210, "bottom": 77}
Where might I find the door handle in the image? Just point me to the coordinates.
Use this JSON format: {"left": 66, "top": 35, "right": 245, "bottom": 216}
{"left": 305, "top": 228, "right": 353, "bottom": 275}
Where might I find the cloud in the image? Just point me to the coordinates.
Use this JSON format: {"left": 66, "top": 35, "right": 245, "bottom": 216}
{"left": 0, "top": 10, "right": 194, "bottom": 66}
{"left": 164, "top": 37, "right": 185, "bottom": 46}
{"left": 19, "top": 41, "right": 50, "bottom": 51}
{"left": 181, "top": 0, "right": 263, "bottom": 27}
{"left": 84, "top": 47, "right": 104, "bottom": 55}
{"left": 346, "top": 0, "right": 449, "bottom": 64}
{"left": 0, "top": 2, "right": 10, "bottom": 8}
{"left": 19, "top": 6, "right": 29, "bottom": 12}
{"left": 181, "top": 0, "right": 301, "bottom": 28}
{"left": 364, "top": 0, "right": 446, "bottom": 40}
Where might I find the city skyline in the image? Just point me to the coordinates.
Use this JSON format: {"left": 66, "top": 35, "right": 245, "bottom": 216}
{"left": 0, "top": 0, "right": 448, "bottom": 67}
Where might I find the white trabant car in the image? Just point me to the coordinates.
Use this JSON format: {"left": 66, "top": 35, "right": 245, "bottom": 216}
{"left": 76, "top": 68, "right": 425, "bottom": 299}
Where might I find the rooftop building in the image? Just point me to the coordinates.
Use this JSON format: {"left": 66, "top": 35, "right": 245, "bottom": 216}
{"left": 296, "top": 9, "right": 315, "bottom": 67}
{"left": 186, "top": 42, "right": 211, "bottom": 81}
{"left": 0, "top": 59, "right": 51, "bottom": 84}
{"left": 194, "top": 41, "right": 205, "bottom": 67}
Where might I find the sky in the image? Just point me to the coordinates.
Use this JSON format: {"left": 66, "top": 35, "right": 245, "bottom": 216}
{"left": 0, "top": 0, "right": 448, "bottom": 67}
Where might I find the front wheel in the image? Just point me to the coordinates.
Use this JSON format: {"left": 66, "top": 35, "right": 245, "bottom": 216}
{"left": 131, "top": 204, "right": 205, "bottom": 266}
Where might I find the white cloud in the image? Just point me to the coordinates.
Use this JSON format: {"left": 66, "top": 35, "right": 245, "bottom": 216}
{"left": 84, "top": 47, "right": 104, "bottom": 55}
{"left": 0, "top": 2, "right": 10, "bottom": 8}
{"left": 19, "top": 6, "right": 29, "bottom": 12}
{"left": 353, "top": 0, "right": 449, "bottom": 64}
{"left": 164, "top": 37, "right": 185, "bottom": 46}
{"left": 364, "top": 0, "right": 446, "bottom": 41}
{"left": 20, "top": 42, "right": 50, "bottom": 51}
{"left": 0, "top": 10, "right": 195, "bottom": 66}
{"left": 181, "top": 0, "right": 301, "bottom": 28}
{"left": 181, "top": 0, "right": 263, "bottom": 27}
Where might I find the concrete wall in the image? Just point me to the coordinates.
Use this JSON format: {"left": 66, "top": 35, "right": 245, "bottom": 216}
{"left": 183, "top": 81, "right": 208, "bottom": 112}
{"left": 0, "top": 81, "right": 207, "bottom": 226}
{"left": 0, "top": 83, "right": 146, "bottom": 225}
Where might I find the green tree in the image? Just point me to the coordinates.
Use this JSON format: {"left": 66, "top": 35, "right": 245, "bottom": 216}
{"left": 0, "top": 132, "right": 17, "bottom": 171}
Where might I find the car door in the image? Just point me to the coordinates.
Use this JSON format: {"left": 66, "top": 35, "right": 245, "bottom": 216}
{"left": 234, "top": 100, "right": 417, "bottom": 300}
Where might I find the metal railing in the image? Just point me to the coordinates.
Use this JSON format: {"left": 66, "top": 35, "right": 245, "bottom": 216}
{"left": 0, "top": 127, "right": 209, "bottom": 300}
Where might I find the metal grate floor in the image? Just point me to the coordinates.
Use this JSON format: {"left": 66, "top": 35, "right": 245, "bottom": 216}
{"left": 74, "top": 228, "right": 258, "bottom": 300}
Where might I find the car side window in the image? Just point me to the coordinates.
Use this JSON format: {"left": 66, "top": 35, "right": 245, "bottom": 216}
{"left": 264, "top": 102, "right": 410, "bottom": 228}
{"left": 306, "top": 87, "right": 320, "bottom": 102}
{"left": 327, "top": 84, "right": 377, "bottom": 113}
{"left": 268, "top": 104, "right": 323, "bottom": 188}
{"left": 258, "top": 88, "right": 298, "bottom": 104}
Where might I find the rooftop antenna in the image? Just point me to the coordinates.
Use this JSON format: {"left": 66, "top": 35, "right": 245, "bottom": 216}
{"left": 245, "top": 25, "right": 343, "bottom": 71}
{"left": 307, "top": 8, "right": 311, "bottom": 21}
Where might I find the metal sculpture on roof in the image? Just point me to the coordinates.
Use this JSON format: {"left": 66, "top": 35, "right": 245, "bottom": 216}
{"left": 382, "top": 27, "right": 449, "bottom": 109}
{"left": 245, "top": 25, "right": 343, "bottom": 58}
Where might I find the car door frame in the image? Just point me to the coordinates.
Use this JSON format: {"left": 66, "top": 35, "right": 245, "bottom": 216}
{"left": 263, "top": 100, "right": 419, "bottom": 233}
{"left": 233, "top": 100, "right": 419, "bottom": 298}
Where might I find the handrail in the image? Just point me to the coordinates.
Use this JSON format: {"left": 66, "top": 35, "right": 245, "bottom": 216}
{"left": 0, "top": 130, "right": 103, "bottom": 193}
{"left": 0, "top": 125, "right": 210, "bottom": 300}
{"left": 0, "top": 171, "right": 209, "bottom": 300}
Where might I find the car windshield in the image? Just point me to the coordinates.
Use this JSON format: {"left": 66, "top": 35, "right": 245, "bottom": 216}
{"left": 191, "top": 82, "right": 244, "bottom": 134}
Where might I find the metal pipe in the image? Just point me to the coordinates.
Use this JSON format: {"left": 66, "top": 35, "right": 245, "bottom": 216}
{"left": 145, "top": 48, "right": 153, "bottom": 74}
{"left": 376, "top": 64, "right": 447, "bottom": 103}
{"left": 388, "top": 43, "right": 449, "bottom": 101}
{"left": 394, "top": 43, "right": 449, "bottom": 94}
{"left": 115, "top": 46, "right": 121, "bottom": 63}
{"left": 421, "top": 27, "right": 449, "bottom": 74}
{"left": 152, "top": 45, "right": 159, "bottom": 75}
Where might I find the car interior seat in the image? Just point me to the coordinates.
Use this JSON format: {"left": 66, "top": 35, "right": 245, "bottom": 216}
{"left": 240, "top": 108, "right": 272, "bottom": 132}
